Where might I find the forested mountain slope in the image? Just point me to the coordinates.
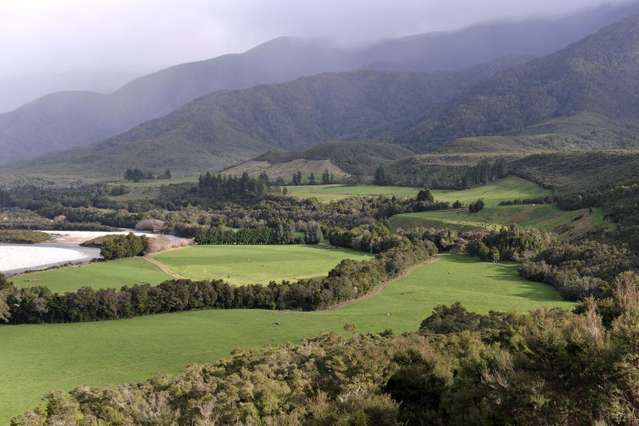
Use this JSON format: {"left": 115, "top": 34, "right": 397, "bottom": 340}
{"left": 17, "top": 70, "right": 479, "bottom": 177}
{"left": 402, "top": 14, "right": 639, "bottom": 151}
{"left": 2, "top": 1, "right": 638, "bottom": 163}
{"left": 0, "top": 38, "right": 354, "bottom": 163}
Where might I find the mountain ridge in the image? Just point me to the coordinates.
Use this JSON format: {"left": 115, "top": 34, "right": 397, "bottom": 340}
{"left": 3, "top": 1, "right": 639, "bottom": 163}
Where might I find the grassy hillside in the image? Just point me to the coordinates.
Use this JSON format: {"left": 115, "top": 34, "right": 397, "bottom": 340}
{"left": 223, "top": 159, "right": 348, "bottom": 182}
{"left": 391, "top": 205, "right": 605, "bottom": 236}
{"left": 0, "top": 255, "right": 573, "bottom": 423}
{"left": 152, "top": 245, "right": 371, "bottom": 284}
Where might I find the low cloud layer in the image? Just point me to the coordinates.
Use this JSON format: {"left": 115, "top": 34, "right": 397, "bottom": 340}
{"left": 0, "top": 0, "right": 630, "bottom": 79}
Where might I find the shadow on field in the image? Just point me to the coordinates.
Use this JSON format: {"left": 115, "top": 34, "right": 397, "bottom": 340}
{"left": 444, "top": 255, "right": 564, "bottom": 303}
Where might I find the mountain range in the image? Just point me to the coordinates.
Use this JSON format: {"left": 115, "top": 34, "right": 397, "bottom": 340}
{"left": 401, "top": 13, "right": 639, "bottom": 151}
{"left": 2, "top": 1, "right": 639, "bottom": 167}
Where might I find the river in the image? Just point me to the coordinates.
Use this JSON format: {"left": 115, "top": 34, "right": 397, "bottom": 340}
{"left": 0, "top": 230, "right": 185, "bottom": 276}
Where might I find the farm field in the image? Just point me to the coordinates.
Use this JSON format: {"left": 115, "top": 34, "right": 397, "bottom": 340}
{"left": 13, "top": 257, "right": 171, "bottom": 293}
{"left": 0, "top": 254, "right": 572, "bottom": 423}
{"left": 108, "top": 175, "right": 198, "bottom": 201}
{"left": 285, "top": 184, "right": 421, "bottom": 202}
{"left": 152, "top": 245, "right": 372, "bottom": 284}
{"left": 285, "top": 176, "right": 548, "bottom": 204}
{"left": 390, "top": 205, "right": 605, "bottom": 234}
{"left": 12, "top": 245, "right": 372, "bottom": 292}
{"left": 429, "top": 176, "right": 550, "bottom": 207}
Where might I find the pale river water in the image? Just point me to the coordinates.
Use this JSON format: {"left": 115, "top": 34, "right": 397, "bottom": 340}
{"left": 0, "top": 230, "right": 161, "bottom": 276}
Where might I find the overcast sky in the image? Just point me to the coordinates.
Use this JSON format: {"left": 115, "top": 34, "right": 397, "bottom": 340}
{"left": 0, "top": 0, "right": 631, "bottom": 80}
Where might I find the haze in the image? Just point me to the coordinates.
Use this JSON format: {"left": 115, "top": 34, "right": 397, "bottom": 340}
{"left": 0, "top": 0, "right": 631, "bottom": 112}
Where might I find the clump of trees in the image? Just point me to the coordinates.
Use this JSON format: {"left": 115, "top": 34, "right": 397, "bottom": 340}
{"left": 197, "top": 172, "right": 269, "bottom": 201}
{"left": 124, "top": 168, "right": 172, "bottom": 182}
{"left": 519, "top": 240, "right": 637, "bottom": 300}
{"left": 328, "top": 223, "right": 403, "bottom": 253}
{"left": 100, "top": 233, "right": 148, "bottom": 260}
{"left": 465, "top": 226, "right": 555, "bottom": 263}
{"left": 195, "top": 223, "right": 300, "bottom": 245}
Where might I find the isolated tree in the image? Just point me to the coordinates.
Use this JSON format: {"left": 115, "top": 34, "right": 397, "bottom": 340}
{"left": 417, "top": 188, "right": 435, "bottom": 203}
{"left": 163, "top": 169, "right": 172, "bottom": 179}
{"left": 258, "top": 171, "right": 270, "bottom": 186}
{"left": 322, "top": 169, "right": 331, "bottom": 185}
{"left": 304, "top": 221, "right": 323, "bottom": 244}
{"left": 309, "top": 172, "right": 316, "bottom": 185}
{"left": 124, "top": 168, "right": 145, "bottom": 182}
{"left": 469, "top": 199, "right": 485, "bottom": 214}
{"left": 374, "top": 165, "right": 387, "bottom": 185}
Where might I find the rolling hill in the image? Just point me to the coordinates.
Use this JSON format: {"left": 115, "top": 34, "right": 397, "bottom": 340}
{"left": 16, "top": 70, "right": 479, "bottom": 177}
{"left": 0, "top": 38, "right": 355, "bottom": 163}
{"left": 2, "top": 1, "right": 639, "bottom": 164}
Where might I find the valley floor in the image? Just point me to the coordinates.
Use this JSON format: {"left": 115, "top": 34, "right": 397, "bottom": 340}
{"left": 0, "top": 254, "right": 572, "bottom": 423}
{"left": 12, "top": 245, "right": 372, "bottom": 292}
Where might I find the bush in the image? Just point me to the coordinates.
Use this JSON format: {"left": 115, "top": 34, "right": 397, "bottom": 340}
{"left": 468, "top": 199, "right": 485, "bottom": 213}
{"left": 100, "top": 233, "right": 148, "bottom": 260}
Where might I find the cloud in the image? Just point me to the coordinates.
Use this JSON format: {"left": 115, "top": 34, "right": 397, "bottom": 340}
{"left": 0, "top": 0, "right": 631, "bottom": 78}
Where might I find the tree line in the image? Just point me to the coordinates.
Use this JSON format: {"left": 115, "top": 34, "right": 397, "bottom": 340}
{"left": 194, "top": 222, "right": 323, "bottom": 245}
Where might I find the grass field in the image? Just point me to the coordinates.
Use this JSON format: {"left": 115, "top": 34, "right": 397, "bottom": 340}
{"left": 285, "top": 184, "right": 421, "bottom": 202}
{"left": 12, "top": 258, "right": 172, "bottom": 293}
{"left": 12, "top": 245, "right": 372, "bottom": 292}
{"left": 152, "top": 245, "right": 372, "bottom": 284}
{"left": 285, "top": 176, "right": 548, "bottom": 204}
{"left": 390, "top": 205, "right": 606, "bottom": 235}
{"left": 0, "top": 255, "right": 572, "bottom": 423}
{"left": 108, "top": 176, "right": 198, "bottom": 201}
{"left": 429, "top": 176, "right": 550, "bottom": 208}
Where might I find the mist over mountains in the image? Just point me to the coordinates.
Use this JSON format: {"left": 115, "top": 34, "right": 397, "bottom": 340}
{"left": 2, "top": 0, "right": 639, "bottom": 178}
{"left": 2, "top": 1, "right": 638, "bottom": 164}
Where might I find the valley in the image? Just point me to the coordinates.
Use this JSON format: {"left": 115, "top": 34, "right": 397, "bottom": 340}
{"left": 2, "top": 3, "right": 639, "bottom": 424}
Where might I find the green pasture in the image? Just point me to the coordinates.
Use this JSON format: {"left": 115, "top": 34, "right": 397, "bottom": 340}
{"left": 12, "top": 245, "right": 371, "bottom": 292}
{"left": 431, "top": 176, "right": 550, "bottom": 208}
{"left": 390, "top": 205, "right": 604, "bottom": 233}
{"left": 285, "top": 184, "right": 421, "bottom": 202}
{"left": 0, "top": 255, "right": 572, "bottom": 423}
{"left": 285, "top": 176, "right": 548, "bottom": 204}
{"left": 12, "top": 257, "right": 171, "bottom": 294}
{"left": 152, "top": 245, "right": 372, "bottom": 284}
